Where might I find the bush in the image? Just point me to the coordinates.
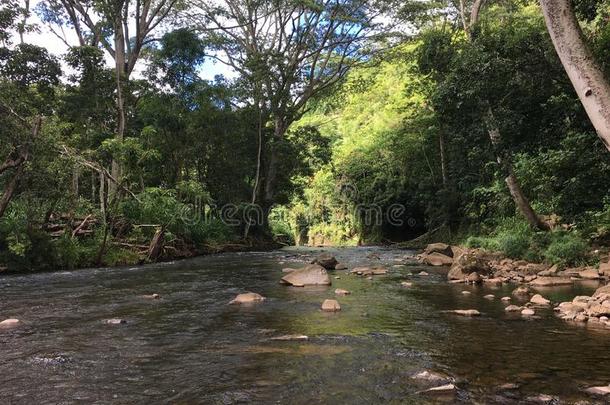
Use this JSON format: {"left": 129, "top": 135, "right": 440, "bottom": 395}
{"left": 543, "top": 232, "right": 588, "bottom": 266}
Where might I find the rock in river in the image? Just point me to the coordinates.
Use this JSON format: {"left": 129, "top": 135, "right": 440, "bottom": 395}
{"left": 0, "top": 318, "right": 20, "bottom": 328}
{"left": 312, "top": 253, "right": 338, "bottom": 270}
{"left": 106, "top": 318, "right": 127, "bottom": 325}
{"left": 530, "top": 294, "right": 550, "bottom": 306}
{"left": 529, "top": 276, "right": 573, "bottom": 287}
{"left": 424, "top": 242, "right": 454, "bottom": 257}
{"left": 335, "top": 288, "right": 350, "bottom": 295}
{"left": 422, "top": 252, "right": 453, "bottom": 266}
{"left": 229, "top": 292, "right": 266, "bottom": 304}
{"left": 281, "top": 264, "right": 331, "bottom": 287}
{"left": 584, "top": 385, "right": 610, "bottom": 396}
{"left": 321, "top": 299, "right": 341, "bottom": 312}
{"left": 449, "top": 309, "right": 480, "bottom": 316}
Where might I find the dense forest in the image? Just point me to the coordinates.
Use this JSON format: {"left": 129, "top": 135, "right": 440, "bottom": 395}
{"left": 1, "top": 0, "right": 610, "bottom": 272}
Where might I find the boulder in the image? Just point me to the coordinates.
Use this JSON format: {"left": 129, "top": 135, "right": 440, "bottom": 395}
{"left": 530, "top": 294, "right": 550, "bottom": 306}
{"left": 334, "top": 262, "right": 348, "bottom": 270}
{"left": 586, "top": 304, "right": 610, "bottom": 318}
{"left": 281, "top": 264, "right": 331, "bottom": 287}
{"left": 422, "top": 252, "right": 453, "bottom": 266}
{"left": 335, "top": 288, "right": 350, "bottom": 295}
{"left": 484, "top": 278, "right": 504, "bottom": 285}
{"left": 512, "top": 286, "right": 533, "bottom": 297}
{"left": 321, "top": 299, "right": 341, "bottom": 312}
{"left": 467, "top": 272, "right": 482, "bottom": 283}
{"left": 538, "top": 264, "right": 559, "bottom": 277}
{"left": 599, "top": 261, "right": 610, "bottom": 277}
{"left": 424, "top": 242, "right": 454, "bottom": 257}
{"left": 505, "top": 305, "right": 522, "bottom": 312}
{"left": 447, "top": 249, "right": 493, "bottom": 280}
{"left": 579, "top": 268, "right": 601, "bottom": 280}
{"left": 0, "top": 318, "right": 20, "bottom": 328}
{"left": 312, "top": 253, "right": 338, "bottom": 270}
{"left": 229, "top": 292, "right": 266, "bottom": 304}
{"left": 593, "top": 284, "right": 610, "bottom": 298}
{"left": 529, "top": 277, "right": 573, "bottom": 287}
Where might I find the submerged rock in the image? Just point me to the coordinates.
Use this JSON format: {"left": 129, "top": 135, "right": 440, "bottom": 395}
{"left": 321, "top": 299, "right": 341, "bottom": 312}
{"left": 281, "top": 264, "right": 331, "bottom": 287}
{"left": 106, "top": 318, "right": 127, "bottom": 325}
{"left": 229, "top": 292, "right": 266, "bottom": 304}
{"left": 0, "top": 318, "right": 20, "bottom": 328}
{"left": 312, "top": 253, "right": 338, "bottom": 270}
{"left": 269, "top": 334, "right": 309, "bottom": 341}
{"left": 401, "top": 281, "right": 413, "bottom": 288}
{"left": 334, "top": 288, "right": 350, "bottom": 296}
{"left": 449, "top": 309, "right": 481, "bottom": 316}
{"left": 512, "top": 286, "right": 533, "bottom": 297}
{"left": 410, "top": 370, "right": 453, "bottom": 383}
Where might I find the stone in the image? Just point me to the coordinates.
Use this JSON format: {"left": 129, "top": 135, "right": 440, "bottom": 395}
{"left": 586, "top": 304, "right": 610, "bottom": 317}
{"left": 335, "top": 288, "right": 350, "bottom": 296}
{"left": 282, "top": 267, "right": 299, "bottom": 273}
{"left": 312, "top": 253, "right": 338, "bottom": 270}
{"left": 281, "top": 264, "right": 331, "bottom": 287}
{"left": 512, "top": 286, "right": 533, "bottom": 297}
{"left": 575, "top": 313, "right": 588, "bottom": 322}
{"left": 529, "top": 276, "right": 573, "bottom": 287}
{"left": 484, "top": 278, "right": 504, "bottom": 285}
{"left": 461, "top": 291, "right": 471, "bottom": 295}
{"left": 106, "top": 318, "right": 127, "bottom": 325}
{"left": 419, "top": 271, "right": 429, "bottom": 276}
{"left": 579, "top": 268, "right": 601, "bottom": 280}
{"left": 422, "top": 252, "right": 453, "bottom": 266}
{"left": 411, "top": 370, "right": 452, "bottom": 383}
{"left": 321, "top": 299, "right": 341, "bottom": 312}
{"left": 350, "top": 267, "right": 373, "bottom": 276}
{"left": 450, "top": 309, "right": 481, "bottom": 316}
{"left": 484, "top": 294, "right": 495, "bottom": 300}
{"left": 467, "top": 272, "right": 482, "bottom": 283}
{"left": 530, "top": 294, "right": 550, "bottom": 306}
{"left": 371, "top": 267, "right": 388, "bottom": 275}
{"left": 401, "top": 282, "right": 413, "bottom": 288}
{"left": 521, "top": 308, "right": 535, "bottom": 316}
{"left": 505, "top": 305, "right": 522, "bottom": 312}
{"left": 0, "top": 318, "right": 20, "bottom": 328}
{"left": 524, "top": 394, "right": 558, "bottom": 404}
{"left": 593, "top": 284, "right": 610, "bottom": 298}
{"left": 584, "top": 385, "right": 610, "bottom": 396}
{"left": 448, "top": 249, "right": 493, "bottom": 280}
{"left": 270, "top": 334, "right": 309, "bottom": 341}
{"left": 501, "top": 296, "right": 511, "bottom": 302}
{"left": 334, "top": 262, "right": 348, "bottom": 270}
{"left": 420, "top": 384, "right": 457, "bottom": 395}
{"left": 143, "top": 293, "right": 160, "bottom": 299}
{"left": 599, "top": 261, "right": 610, "bottom": 277}
{"left": 424, "top": 242, "right": 453, "bottom": 257}
{"left": 229, "top": 292, "right": 266, "bottom": 304}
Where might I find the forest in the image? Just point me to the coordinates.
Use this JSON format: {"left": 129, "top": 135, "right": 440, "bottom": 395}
{"left": 1, "top": 0, "right": 610, "bottom": 272}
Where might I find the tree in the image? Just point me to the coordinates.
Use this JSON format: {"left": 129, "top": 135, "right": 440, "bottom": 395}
{"left": 539, "top": 0, "right": 610, "bottom": 151}
{"left": 190, "top": 0, "right": 393, "bottom": 227}
{"left": 40, "top": 0, "right": 180, "bottom": 195}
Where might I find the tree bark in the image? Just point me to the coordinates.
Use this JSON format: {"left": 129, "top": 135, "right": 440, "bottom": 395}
{"left": 540, "top": 0, "right": 610, "bottom": 150}
{"left": 110, "top": 13, "right": 127, "bottom": 197}
{"left": 486, "top": 108, "right": 549, "bottom": 230}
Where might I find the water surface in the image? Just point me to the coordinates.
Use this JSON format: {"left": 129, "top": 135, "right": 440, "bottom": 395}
{"left": 1, "top": 247, "right": 609, "bottom": 404}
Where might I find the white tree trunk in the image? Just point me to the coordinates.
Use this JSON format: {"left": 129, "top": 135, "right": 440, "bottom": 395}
{"left": 540, "top": 0, "right": 610, "bottom": 150}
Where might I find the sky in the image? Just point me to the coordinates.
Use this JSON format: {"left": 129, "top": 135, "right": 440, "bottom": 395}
{"left": 22, "top": 0, "right": 234, "bottom": 81}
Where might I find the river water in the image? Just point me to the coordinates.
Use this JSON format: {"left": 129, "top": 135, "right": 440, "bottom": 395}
{"left": 1, "top": 247, "right": 610, "bottom": 404}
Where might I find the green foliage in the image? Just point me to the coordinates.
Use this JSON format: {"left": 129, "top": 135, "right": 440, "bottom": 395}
{"left": 542, "top": 232, "right": 588, "bottom": 266}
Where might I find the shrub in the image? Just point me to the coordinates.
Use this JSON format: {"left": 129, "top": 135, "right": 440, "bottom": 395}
{"left": 543, "top": 231, "right": 588, "bottom": 266}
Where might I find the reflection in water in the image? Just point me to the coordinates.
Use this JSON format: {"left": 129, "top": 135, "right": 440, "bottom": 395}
{"left": 0, "top": 247, "right": 609, "bottom": 404}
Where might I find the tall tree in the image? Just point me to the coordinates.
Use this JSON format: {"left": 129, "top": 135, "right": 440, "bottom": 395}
{"left": 190, "top": 0, "right": 393, "bottom": 227}
{"left": 539, "top": 0, "right": 610, "bottom": 150}
{"left": 40, "top": 0, "right": 179, "bottom": 195}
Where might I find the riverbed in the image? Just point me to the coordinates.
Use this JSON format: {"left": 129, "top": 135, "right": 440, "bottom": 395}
{"left": 1, "top": 247, "right": 609, "bottom": 404}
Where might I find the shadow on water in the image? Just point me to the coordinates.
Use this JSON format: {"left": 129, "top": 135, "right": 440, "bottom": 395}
{"left": 1, "top": 247, "right": 609, "bottom": 403}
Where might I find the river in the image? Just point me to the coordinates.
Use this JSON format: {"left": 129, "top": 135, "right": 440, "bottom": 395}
{"left": 1, "top": 247, "right": 609, "bottom": 404}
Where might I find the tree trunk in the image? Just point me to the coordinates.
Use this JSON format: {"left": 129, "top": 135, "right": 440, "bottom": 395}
{"left": 540, "top": 0, "right": 610, "bottom": 150}
{"left": 439, "top": 131, "right": 448, "bottom": 186}
{"left": 110, "top": 16, "right": 127, "bottom": 196}
{"left": 485, "top": 108, "right": 548, "bottom": 230}
{"left": 261, "top": 116, "right": 286, "bottom": 228}
{"left": 0, "top": 165, "right": 23, "bottom": 218}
